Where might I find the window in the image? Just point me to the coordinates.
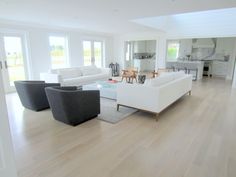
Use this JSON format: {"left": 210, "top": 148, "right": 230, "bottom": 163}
{"left": 49, "top": 36, "right": 69, "bottom": 69}
{"left": 83, "top": 40, "right": 104, "bottom": 67}
{"left": 167, "top": 41, "right": 180, "bottom": 61}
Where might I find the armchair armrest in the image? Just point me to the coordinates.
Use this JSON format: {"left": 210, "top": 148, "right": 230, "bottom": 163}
{"left": 64, "top": 90, "right": 100, "bottom": 121}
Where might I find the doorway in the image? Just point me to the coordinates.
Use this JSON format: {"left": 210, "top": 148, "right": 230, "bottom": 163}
{"left": 0, "top": 34, "right": 29, "bottom": 93}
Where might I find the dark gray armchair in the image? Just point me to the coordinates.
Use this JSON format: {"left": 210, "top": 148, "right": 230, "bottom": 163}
{"left": 45, "top": 86, "right": 100, "bottom": 126}
{"left": 14, "top": 81, "right": 60, "bottom": 111}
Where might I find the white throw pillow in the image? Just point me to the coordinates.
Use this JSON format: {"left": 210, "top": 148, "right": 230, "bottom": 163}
{"left": 58, "top": 68, "right": 82, "bottom": 79}
{"left": 150, "top": 74, "right": 174, "bottom": 87}
{"left": 81, "top": 66, "right": 102, "bottom": 76}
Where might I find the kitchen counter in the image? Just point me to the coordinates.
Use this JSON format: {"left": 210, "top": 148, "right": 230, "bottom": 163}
{"left": 134, "top": 58, "right": 155, "bottom": 72}
{"left": 166, "top": 61, "right": 204, "bottom": 80}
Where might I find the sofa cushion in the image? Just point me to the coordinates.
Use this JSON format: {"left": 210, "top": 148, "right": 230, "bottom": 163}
{"left": 81, "top": 66, "right": 102, "bottom": 76}
{"left": 63, "top": 73, "right": 109, "bottom": 86}
{"left": 149, "top": 74, "right": 175, "bottom": 87}
{"left": 58, "top": 68, "right": 82, "bottom": 79}
{"left": 144, "top": 79, "right": 151, "bottom": 86}
{"left": 173, "top": 71, "right": 185, "bottom": 79}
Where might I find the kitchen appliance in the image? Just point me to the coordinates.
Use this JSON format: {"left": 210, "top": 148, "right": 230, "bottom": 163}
{"left": 203, "top": 61, "right": 212, "bottom": 77}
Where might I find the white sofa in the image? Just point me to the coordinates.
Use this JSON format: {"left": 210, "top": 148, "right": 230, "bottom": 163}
{"left": 117, "top": 71, "right": 192, "bottom": 115}
{"left": 40, "top": 66, "right": 111, "bottom": 86}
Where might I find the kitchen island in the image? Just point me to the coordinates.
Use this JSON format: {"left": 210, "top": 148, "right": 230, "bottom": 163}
{"left": 166, "top": 61, "right": 204, "bottom": 80}
{"left": 134, "top": 58, "right": 155, "bottom": 72}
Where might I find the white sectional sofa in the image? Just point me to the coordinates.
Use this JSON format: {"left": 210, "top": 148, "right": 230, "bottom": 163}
{"left": 40, "top": 66, "right": 111, "bottom": 86}
{"left": 117, "top": 71, "right": 192, "bottom": 116}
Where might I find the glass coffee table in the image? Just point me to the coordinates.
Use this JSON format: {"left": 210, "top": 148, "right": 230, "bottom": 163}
{"left": 83, "top": 80, "right": 118, "bottom": 100}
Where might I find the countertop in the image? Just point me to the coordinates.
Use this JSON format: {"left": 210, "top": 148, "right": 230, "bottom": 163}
{"left": 179, "top": 59, "right": 228, "bottom": 62}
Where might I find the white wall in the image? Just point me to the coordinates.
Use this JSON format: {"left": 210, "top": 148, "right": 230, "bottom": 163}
{"left": 0, "top": 71, "right": 18, "bottom": 177}
{"left": 113, "top": 31, "right": 166, "bottom": 70}
{"left": 0, "top": 23, "right": 114, "bottom": 79}
{"left": 232, "top": 40, "right": 236, "bottom": 88}
{"left": 179, "top": 39, "right": 192, "bottom": 57}
{"left": 216, "top": 38, "right": 236, "bottom": 80}
{"left": 233, "top": 67, "right": 236, "bottom": 88}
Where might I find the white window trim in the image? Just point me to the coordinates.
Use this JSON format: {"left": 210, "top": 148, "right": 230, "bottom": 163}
{"left": 48, "top": 34, "right": 70, "bottom": 69}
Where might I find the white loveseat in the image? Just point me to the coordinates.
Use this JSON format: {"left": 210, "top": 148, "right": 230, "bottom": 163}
{"left": 40, "top": 66, "right": 111, "bottom": 86}
{"left": 117, "top": 71, "right": 192, "bottom": 115}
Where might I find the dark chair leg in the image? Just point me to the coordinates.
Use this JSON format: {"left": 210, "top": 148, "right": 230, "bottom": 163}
{"left": 117, "top": 104, "right": 120, "bottom": 111}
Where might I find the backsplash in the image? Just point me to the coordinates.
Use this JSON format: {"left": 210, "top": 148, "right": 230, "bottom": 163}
{"left": 133, "top": 53, "right": 156, "bottom": 59}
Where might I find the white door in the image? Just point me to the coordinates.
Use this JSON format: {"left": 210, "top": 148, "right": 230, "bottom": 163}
{"left": 83, "top": 40, "right": 104, "bottom": 67}
{"left": 0, "top": 34, "right": 28, "bottom": 93}
{"left": 0, "top": 71, "right": 18, "bottom": 177}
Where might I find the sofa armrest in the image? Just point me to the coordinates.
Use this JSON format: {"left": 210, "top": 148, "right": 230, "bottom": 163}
{"left": 101, "top": 68, "right": 112, "bottom": 77}
{"left": 157, "top": 75, "right": 192, "bottom": 112}
{"left": 40, "top": 73, "right": 62, "bottom": 83}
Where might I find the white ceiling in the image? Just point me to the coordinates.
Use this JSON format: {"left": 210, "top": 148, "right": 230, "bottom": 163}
{"left": 0, "top": 0, "right": 236, "bottom": 34}
{"left": 133, "top": 7, "right": 236, "bottom": 38}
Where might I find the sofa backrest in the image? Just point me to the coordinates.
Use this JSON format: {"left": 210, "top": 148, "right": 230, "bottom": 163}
{"left": 144, "top": 71, "right": 186, "bottom": 87}
{"left": 50, "top": 65, "right": 102, "bottom": 78}
{"left": 79, "top": 66, "right": 102, "bottom": 76}
{"left": 50, "top": 68, "right": 82, "bottom": 79}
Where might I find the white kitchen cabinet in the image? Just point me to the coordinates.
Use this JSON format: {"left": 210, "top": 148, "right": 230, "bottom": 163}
{"left": 134, "top": 59, "right": 155, "bottom": 72}
{"left": 146, "top": 40, "right": 156, "bottom": 53}
{"left": 179, "top": 39, "right": 192, "bottom": 57}
{"left": 134, "top": 41, "right": 146, "bottom": 53}
{"left": 212, "top": 61, "right": 228, "bottom": 77}
{"left": 134, "top": 40, "right": 156, "bottom": 53}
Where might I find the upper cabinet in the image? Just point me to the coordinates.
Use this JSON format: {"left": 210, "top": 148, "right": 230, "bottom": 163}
{"left": 146, "top": 40, "right": 156, "bottom": 53}
{"left": 134, "top": 40, "right": 156, "bottom": 53}
{"left": 134, "top": 41, "right": 146, "bottom": 53}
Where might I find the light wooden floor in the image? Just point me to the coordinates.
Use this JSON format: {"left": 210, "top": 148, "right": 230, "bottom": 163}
{"left": 6, "top": 78, "right": 236, "bottom": 177}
